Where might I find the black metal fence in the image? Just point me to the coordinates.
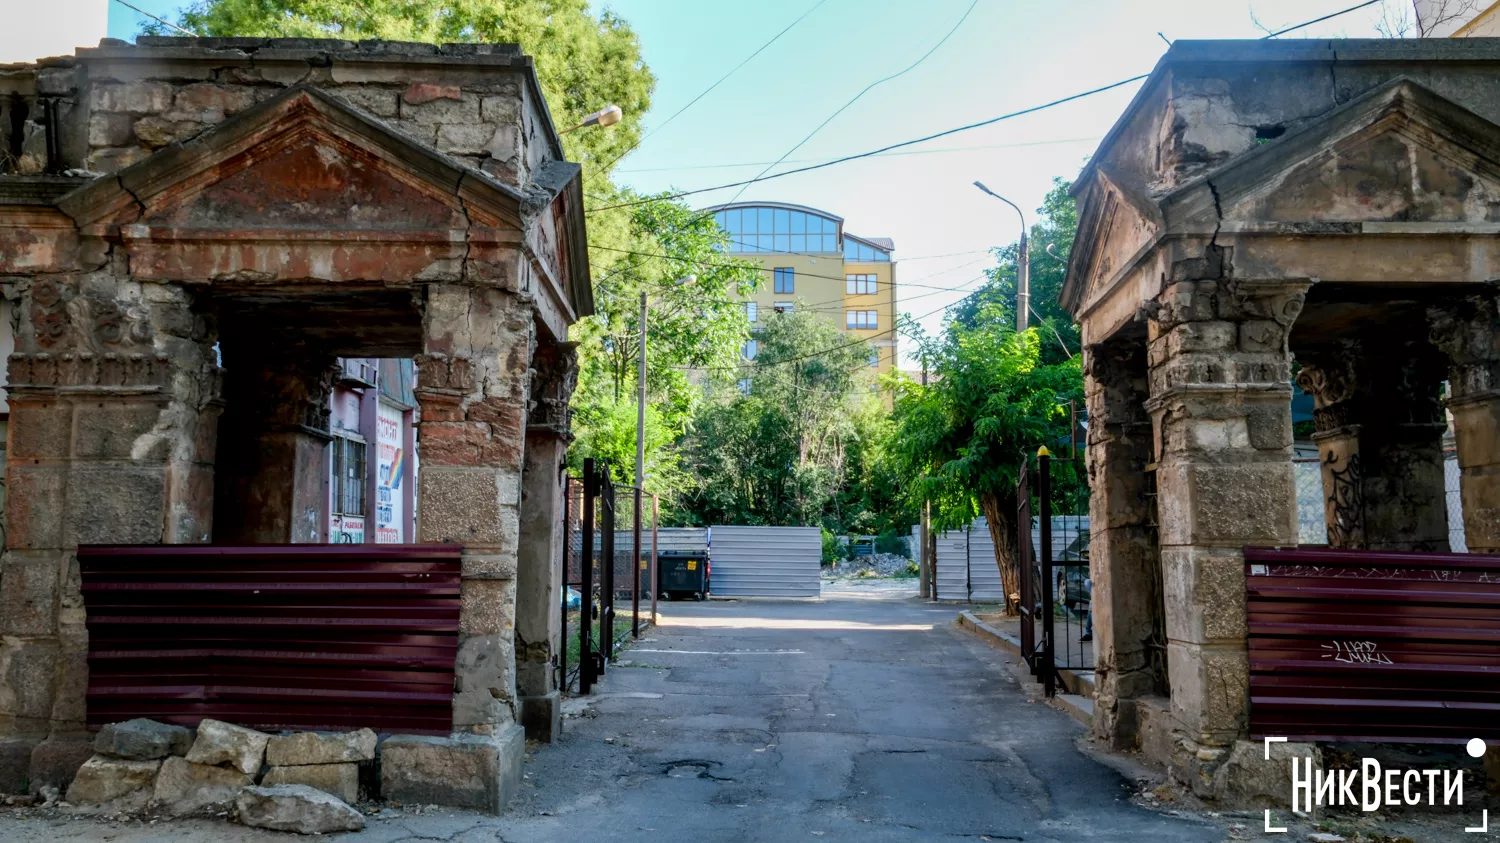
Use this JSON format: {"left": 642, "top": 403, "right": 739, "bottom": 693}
{"left": 1017, "top": 452, "right": 1092, "bottom": 698}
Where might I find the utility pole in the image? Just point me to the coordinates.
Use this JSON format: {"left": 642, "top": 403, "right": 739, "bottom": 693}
{"left": 632, "top": 292, "right": 647, "bottom": 638}
{"left": 973, "top": 181, "right": 1028, "bottom": 331}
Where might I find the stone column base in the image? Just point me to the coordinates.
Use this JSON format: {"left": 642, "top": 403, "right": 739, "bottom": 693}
{"left": 519, "top": 691, "right": 562, "bottom": 743}
{"left": 1166, "top": 737, "right": 1321, "bottom": 809}
{"left": 28, "top": 737, "right": 95, "bottom": 791}
{"left": 0, "top": 737, "right": 41, "bottom": 794}
{"left": 379, "top": 725, "right": 525, "bottom": 814}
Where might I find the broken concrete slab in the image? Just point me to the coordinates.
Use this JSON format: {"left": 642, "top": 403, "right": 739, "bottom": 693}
{"left": 264, "top": 728, "right": 375, "bottom": 766}
{"left": 151, "top": 755, "right": 252, "bottom": 816}
{"left": 93, "top": 718, "right": 194, "bottom": 760}
{"left": 183, "top": 718, "right": 269, "bottom": 775}
{"left": 234, "top": 784, "right": 365, "bottom": 834}
{"left": 63, "top": 754, "right": 161, "bottom": 810}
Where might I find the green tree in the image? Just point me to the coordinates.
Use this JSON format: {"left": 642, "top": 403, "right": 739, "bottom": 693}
{"left": 889, "top": 302, "right": 1081, "bottom": 614}
{"left": 162, "top": 0, "right": 654, "bottom": 177}
{"left": 675, "top": 309, "right": 878, "bottom": 527}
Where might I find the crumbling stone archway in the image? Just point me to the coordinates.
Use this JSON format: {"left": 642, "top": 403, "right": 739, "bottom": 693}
{"left": 1064, "top": 40, "right": 1500, "bottom": 800}
{"left": 0, "top": 40, "right": 593, "bottom": 810}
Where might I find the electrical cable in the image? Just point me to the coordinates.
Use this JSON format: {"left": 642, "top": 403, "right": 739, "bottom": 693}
{"left": 112, "top": 0, "right": 195, "bottom": 35}
{"left": 585, "top": 0, "right": 831, "bottom": 183}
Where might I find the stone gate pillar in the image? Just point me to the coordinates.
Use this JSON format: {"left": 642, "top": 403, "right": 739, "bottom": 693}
{"left": 1144, "top": 271, "right": 1308, "bottom": 788}
{"left": 0, "top": 276, "right": 220, "bottom": 791}
{"left": 1295, "top": 342, "right": 1450, "bottom": 550}
{"left": 1430, "top": 292, "right": 1500, "bottom": 553}
{"left": 515, "top": 341, "right": 576, "bottom": 743}
{"left": 402, "top": 283, "right": 533, "bottom": 810}
{"left": 1082, "top": 338, "right": 1163, "bottom": 751}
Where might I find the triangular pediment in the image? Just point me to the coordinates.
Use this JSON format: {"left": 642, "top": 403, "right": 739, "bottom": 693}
{"left": 57, "top": 85, "right": 529, "bottom": 235}
{"left": 1061, "top": 165, "right": 1163, "bottom": 314}
{"left": 1162, "top": 78, "right": 1500, "bottom": 230}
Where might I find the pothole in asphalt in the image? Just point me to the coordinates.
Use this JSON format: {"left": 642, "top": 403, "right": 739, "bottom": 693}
{"left": 661, "top": 759, "right": 733, "bottom": 781}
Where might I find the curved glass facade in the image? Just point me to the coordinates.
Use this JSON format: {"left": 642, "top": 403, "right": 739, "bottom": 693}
{"left": 713, "top": 206, "right": 841, "bottom": 253}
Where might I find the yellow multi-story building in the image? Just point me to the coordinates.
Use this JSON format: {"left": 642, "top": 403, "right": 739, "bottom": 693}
{"left": 708, "top": 202, "right": 897, "bottom": 404}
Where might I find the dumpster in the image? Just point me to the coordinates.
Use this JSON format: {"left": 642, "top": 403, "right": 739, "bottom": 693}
{"left": 656, "top": 550, "right": 709, "bottom": 601}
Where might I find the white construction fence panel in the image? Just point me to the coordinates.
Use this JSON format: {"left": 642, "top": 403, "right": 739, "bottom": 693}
{"left": 708, "top": 525, "right": 821, "bottom": 597}
{"left": 934, "top": 528, "right": 969, "bottom": 601}
{"left": 967, "top": 518, "right": 1006, "bottom": 601}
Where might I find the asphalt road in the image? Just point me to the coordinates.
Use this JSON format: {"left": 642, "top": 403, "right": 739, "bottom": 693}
{"left": 1, "top": 582, "right": 1224, "bottom": 842}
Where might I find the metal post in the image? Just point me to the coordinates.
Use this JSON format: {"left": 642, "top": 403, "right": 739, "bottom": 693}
{"left": 580, "top": 460, "right": 596, "bottom": 694}
{"left": 633, "top": 292, "right": 647, "bottom": 638}
{"left": 1017, "top": 229, "right": 1030, "bottom": 332}
{"left": 559, "top": 475, "right": 570, "bottom": 693}
{"left": 919, "top": 501, "right": 931, "bottom": 599}
{"left": 1039, "top": 452, "right": 1055, "bottom": 698}
{"left": 600, "top": 465, "right": 615, "bottom": 667}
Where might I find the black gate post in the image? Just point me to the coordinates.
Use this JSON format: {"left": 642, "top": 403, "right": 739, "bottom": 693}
{"left": 600, "top": 464, "right": 616, "bottom": 666}
{"left": 1039, "top": 452, "right": 1056, "bottom": 698}
{"left": 560, "top": 475, "right": 571, "bottom": 693}
{"left": 580, "top": 460, "right": 597, "bottom": 694}
{"left": 1016, "top": 458, "right": 1036, "bottom": 676}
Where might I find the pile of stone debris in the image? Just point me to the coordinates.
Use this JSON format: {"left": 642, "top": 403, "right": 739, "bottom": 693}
{"left": 826, "top": 552, "right": 914, "bottom": 577}
{"left": 24, "top": 718, "right": 372, "bottom": 835}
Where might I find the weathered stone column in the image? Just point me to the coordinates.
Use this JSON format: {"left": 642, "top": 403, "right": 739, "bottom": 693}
{"left": 1430, "top": 292, "right": 1500, "bottom": 553}
{"left": 212, "top": 348, "right": 337, "bottom": 544}
{"left": 1295, "top": 342, "right": 1449, "bottom": 551}
{"left": 0, "top": 276, "right": 220, "bottom": 791}
{"left": 1143, "top": 271, "right": 1309, "bottom": 791}
{"left": 515, "top": 341, "right": 576, "bottom": 743}
{"left": 393, "top": 283, "right": 532, "bottom": 811}
{"left": 1082, "top": 338, "right": 1164, "bottom": 752}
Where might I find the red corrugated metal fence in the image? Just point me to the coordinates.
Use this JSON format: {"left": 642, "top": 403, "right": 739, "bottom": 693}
{"left": 78, "top": 544, "right": 461, "bottom": 735}
{"left": 1246, "top": 545, "right": 1500, "bottom": 744}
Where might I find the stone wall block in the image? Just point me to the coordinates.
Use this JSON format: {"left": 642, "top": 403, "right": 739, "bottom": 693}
{"left": 152, "top": 755, "right": 252, "bottom": 815}
{"left": 328, "top": 86, "right": 400, "bottom": 118}
{"left": 265, "top": 729, "right": 376, "bottom": 767}
{"left": 379, "top": 729, "right": 523, "bottom": 813}
{"left": 0, "top": 638, "right": 59, "bottom": 725}
{"left": 87, "top": 113, "right": 136, "bottom": 148}
{"left": 437, "top": 123, "right": 497, "bottom": 156}
{"left": 459, "top": 578, "right": 516, "bottom": 636}
{"left": 1238, "top": 320, "right": 1284, "bottom": 353}
{"left": 0, "top": 553, "right": 61, "bottom": 636}
{"left": 72, "top": 403, "right": 171, "bottom": 461}
{"left": 9, "top": 401, "right": 74, "bottom": 460}
{"left": 94, "top": 718, "right": 194, "bottom": 760}
{"left": 479, "top": 96, "right": 519, "bottom": 122}
{"left": 0, "top": 737, "right": 41, "bottom": 793}
{"left": 183, "top": 719, "right": 269, "bottom": 775}
{"left": 170, "top": 83, "right": 257, "bottom": 122}
{"left": 92, "top": 82, "right": 175, "bottom": 115}
{"left": 26, "top": 737, "right": 93, "bottom": 791}
{"left": 260, "top": 763, "right": 360, "bottom": 803}
{"left": 1167, "top": 642, "right": 1249, "bottom": 743}
{"left": 1161, "top": 547, "right": 1247, "bottom": 644}
{"left": 64, "top": 466, "right": 166, "bottom": 546}
{"left": 47, "top": 619, "right": 89, "bottom": 730}
{"left": 133, "top": 117, "right": 205, "bottom": 150}
{"left": 1244, "top": 401, "right": 1293, "bottom": 451}
{"left": 417, "top": 468, "right": 505, "bottom": 544}
{"left": 1156, "top": 462, "right": 1297, "bottom": 547}
{"left": 453, "top": 632, "right": 515, "bottom": 729}
{"left": 462, "top": 549, "right": 519, "bottom": 580}
{"left": 65, "top": 755, "right": 161, "bottom": 809}
{"left": 401, "top": 96, "right": 481, "bottom": 124}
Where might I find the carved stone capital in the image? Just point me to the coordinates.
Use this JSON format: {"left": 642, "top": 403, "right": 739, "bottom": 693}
{"left": 1429, "top": 292, "right": 1500, "bottom": 402}
{"left": 526, "top": 340, "right": 579, "bottom": 438}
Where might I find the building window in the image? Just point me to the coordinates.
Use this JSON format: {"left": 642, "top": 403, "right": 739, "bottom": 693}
{"left": 745, "top": 301, "right": 758, "bottom": 322}
{"left": 774, "top": 301, "right": 794, "bottom": 314}
{"left": 846, "top": 310, "right": 877, "bottom": 330}
{"left": 713, "top": 206, "right": 841, "bottom": 253}
{"left": 743, "top": 339, "right": 758, "bottom": 360}
{"left": 334, "top": 437, "right": 367, "bottom": 517}
{"left": 737, "top": 378, "right": 752, "bottom": 395}
{"left": 844, "top": 237, "right": 890, "bottom": 262}
{"left": 846, "top": 274, "right": 876, "bottom": 295}
{"left": 774, "top": 267, "right": 795, "bottom": 294}
{"left": 869, "top": 348, "right": 880, "bottom": 367}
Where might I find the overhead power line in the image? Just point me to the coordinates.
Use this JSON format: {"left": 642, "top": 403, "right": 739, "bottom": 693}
{"left": 112, "top": 0, "right": 195, "bottom": 35}
{"left": 614, "top": 138, "right": 1102, "bottom": 173}
{"left": 721, "top": 0, "right": 981, "bottom": 207}
{"left": 586, "top": 0, "right": 830, "bottom": 183}
{"left": 589, "top": 0, "right": 1389, "bottom": 217}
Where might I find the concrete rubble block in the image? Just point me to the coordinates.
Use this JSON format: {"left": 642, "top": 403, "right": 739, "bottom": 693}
{"left": 379, "top": 726, "right": 524, "bottom": 813}
{"left": 265, "top": 729, "right": 376, "bottom": 767}
{"left": 261, "top": 763, "right": 360, "bottom": 804}
{"left": 184, "top": 718, "right": 270, "bottom": 775}
{"left": 27, "top": 737, "right": 95, "bottom": 790}
{"left": 151, "top": 755, "right": 253, "bottom": 816}
{"left": 234, "top": 784, "right": 365, "bottom": 835}
{"left": 1209, "top": 739, "right": 1320, "bottom": 808}
{"left": 64, "top": 755, "right": 161, "bottom": 809}
{"left": 94, "top": 718, "right": 195, "bottom": 761}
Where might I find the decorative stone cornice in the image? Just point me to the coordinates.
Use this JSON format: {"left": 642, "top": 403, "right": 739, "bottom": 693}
{"left": 8, "top": 351, "right": 173, "bottom": 391}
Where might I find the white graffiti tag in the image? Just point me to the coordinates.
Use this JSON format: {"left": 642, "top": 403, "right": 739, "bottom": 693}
{"left": 1320, "top": 640, "right": 1393, "bottom": 665}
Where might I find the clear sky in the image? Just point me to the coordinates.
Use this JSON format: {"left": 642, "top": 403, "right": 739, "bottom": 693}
{"left": 105, "top": 0, "right": 1401, "bottom": 364}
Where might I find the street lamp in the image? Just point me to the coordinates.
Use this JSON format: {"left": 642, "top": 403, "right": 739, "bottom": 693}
{"left": 973, "top": 181, "right": 1029, "bottom": 332}
{"left": 560, "top": 104, "right": 624, "bottom": 134}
